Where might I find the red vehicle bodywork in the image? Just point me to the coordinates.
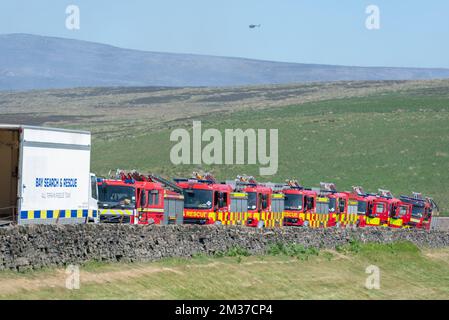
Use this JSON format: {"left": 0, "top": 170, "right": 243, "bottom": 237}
{"left": 327, "top": 192, "right": 349, "bottom": 227}
{"left": 346, "top": 192, "right": 369, "bottom": 227}
{"left": 387, "top": 199, "right": 412, "bottom": 228}
{"left": 242, "top": 184, "right": 273, "bottom": 227}
{"left": 282, "top": 189, "right": 316, "bottom": 227}
{"left": 135, "top": 181, "right": 171, "bottom": 225}
{"left": 400, "top": 195, "right": 434, "bottom": 230}
{"left": 98, "top": 179, "right": 166, "bottom": 224}
{"left": 98, "top": 177, "right": 183, "bottom": 225}
{"left": 176, "top": 179, "right": 232, "bottom": 225}
{"left": 364, "top": 196, "right": 390, "bottom": 227}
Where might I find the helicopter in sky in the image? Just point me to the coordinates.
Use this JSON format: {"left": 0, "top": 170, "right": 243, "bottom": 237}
{"left": 249, "top": 24, "right": 261, "bottom": 29}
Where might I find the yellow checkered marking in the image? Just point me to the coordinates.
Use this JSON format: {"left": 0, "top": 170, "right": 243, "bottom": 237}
{"left": 99, "top": 209, "right": 133, "bottom": 216}
{"left": 366, "top": 217, "right": 380, "bottom": 225}
{"left": 306, "top": 213, "right": 330, "bottom": 228}
{"left": 212, "top": 211, "right": 284, "bottom": 228}
{"left": 389, "top": 218, "right": 403, "bottom": 227}
{"left": 231, "top": 192, "right": 247, "bottom": 198}
{"left": 21, "top": 209, "right": 97, "bottom": 220}
{"left": 337, "top": 213, "right": 359, "bottom": 226}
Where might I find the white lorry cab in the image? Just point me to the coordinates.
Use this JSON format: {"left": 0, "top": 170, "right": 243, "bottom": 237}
{"left": 0, "top": 125, "right": 98, "bottom": 225}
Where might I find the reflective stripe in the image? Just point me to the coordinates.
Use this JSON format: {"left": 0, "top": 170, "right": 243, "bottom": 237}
{"left": 20, "top": 209, "right": 96, "bottom": 220}
{"left": 137, "top": 208, "right": 165, "bottom": 213}
{"left": 99, "top": 209, "right": 133, "bottom": 216}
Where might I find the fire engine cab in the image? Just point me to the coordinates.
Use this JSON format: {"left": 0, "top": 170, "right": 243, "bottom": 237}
{"left": 318, "top": 182, "right": 348, "bottom": 227}
{"left": 98, "top": 170, "right": 184, "bottom": 225}
{"left": 281, "top": 179, "right": 316, "bottom": 227}
{"left": 175, "top": 172, "right": 231, "bottom": 225}
{"left": 400, "top": 192, "right": 438, "bottom": 230}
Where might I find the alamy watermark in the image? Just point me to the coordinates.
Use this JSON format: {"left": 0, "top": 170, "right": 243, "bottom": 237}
{"left": 365, "top": 265, "right": 380, "bottom": 289}
{"left": 65, "top": 264, "right": 80, "bottom": 290}
{"left": 365, "top": 5, "right": 380, "bottom": 30}
{"left": 170, "top": 121, "right": 278, "bottom": 175}
{"left": 66, "top": 5, "right": 80, "bottom": 30}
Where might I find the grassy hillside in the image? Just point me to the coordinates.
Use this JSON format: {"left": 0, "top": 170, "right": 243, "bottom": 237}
{"left": 91, "top": 87, "right": 449, "bottom": 215}
{"left": 1, "top": 80, "right": 447, "bottom": 214}
{"left": 1, "top": 242, "right": 448, "bottom": 299}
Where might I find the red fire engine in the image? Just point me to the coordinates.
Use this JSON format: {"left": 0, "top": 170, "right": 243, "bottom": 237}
{"left": 346, "top": 186, "right": 377, "bottom": 227}
{"left": 387, "top": 198, "right": 412, "bottom": 229}
{"left": 234, "top": 175, "right": 273, "bottom": 228}
{"left": 175, "top": 172, "right": 232, "bottom": 225}
{"left": 344, "top": 187, "right": 412, "bottom": 228}
{"left": 318, "top": 182, "right": 349, "bottom": 228}
{"left": 97, "top": 170, "right": 184, "bottom": 225}
{"left": 400, "top": 192, "right": 438, "bottom": 230}
{"left": 360, "top": 189, "right": 398, "bottom": 227}
{"left": 281, "top": 179, "right": 316, "bottom": 227}
{"left": 233, "top": 175, "right": 285, "bottom": 228}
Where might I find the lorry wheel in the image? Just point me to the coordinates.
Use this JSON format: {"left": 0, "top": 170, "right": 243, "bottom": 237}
{"left": 214, "top": 221, "right": 222, "bottom": 226}
{"left": 257, "top": 221, "right": 265, "bottom": 229}
{"left": 303, "top": 221, "right": 309, "bottom": 228}
{"left": 335, "top": 222, "right": 341, "bottom": 228}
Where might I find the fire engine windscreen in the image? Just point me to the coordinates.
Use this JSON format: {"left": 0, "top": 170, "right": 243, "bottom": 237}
{"left": 329, "top": 198, "right": 336, "bottom": 213}
{"left": 411, "top": 205, "right": 424, "bottom": 218}
{"left": 284, "top": 194, "right": 303, "bottom": 210}
{"left": 247, "top": 192, "right": 257, "bottom": 210}
{"left": 357, "top": 201, "right": 367, "bottom": 214}
{"left": 183, "top": 189, "right": 213, "bottom": 209}
{"left": 98, "top": 185, "right": 135, "bottom": 209}
{"left": 399, "top": 206, "right": 408, "bottom": 217}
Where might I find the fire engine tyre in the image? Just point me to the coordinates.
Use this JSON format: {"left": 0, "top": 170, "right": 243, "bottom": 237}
{"left": 303, "top": 221, "right": 309, "bottom": 228}
{"left": 257, "top": 221, "right": 265, "bottom": 229}
{"left": 214, "top": 221, "right": 222, "bottom": 226}
{"left": 335, "top": 222, "right": 341, "bottom": 228}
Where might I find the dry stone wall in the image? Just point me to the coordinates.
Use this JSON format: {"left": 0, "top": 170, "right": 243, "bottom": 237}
{"left": 1, "top": 224, "right": 449, "bottom": 271}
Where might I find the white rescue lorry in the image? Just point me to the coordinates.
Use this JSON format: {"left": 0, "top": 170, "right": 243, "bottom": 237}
{"left": 0, "top": 125, "right": 98, "bottom": 225}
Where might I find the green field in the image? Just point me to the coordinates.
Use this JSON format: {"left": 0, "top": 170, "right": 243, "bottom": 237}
{"left": 91, "top": 87, "right": 449, "bottom": 215}
{"left": 1, "top": 80, "right": 448, "bottom": 214}
{"left": 1, "top": 242, "right": 449, "bottom": 299}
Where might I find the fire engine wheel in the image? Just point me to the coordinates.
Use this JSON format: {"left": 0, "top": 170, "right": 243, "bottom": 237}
{"left": 214, "top": 221, "right": 222, "bottom": 226}
{"left": 303, "top": 221, "right": 309, "bottom": 228}
{"left": 257, "top": 221, "right": 265, "bottom": 229}
{"left": 335, "top": 222, "right": 341, "bottom": 228}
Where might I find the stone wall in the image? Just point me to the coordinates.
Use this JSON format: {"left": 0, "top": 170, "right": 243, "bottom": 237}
{"left": 1, "top": 224, "right": 449, "bottom": 271}
{"left": 432, "top": 217, "right": 449, "bottom": 231}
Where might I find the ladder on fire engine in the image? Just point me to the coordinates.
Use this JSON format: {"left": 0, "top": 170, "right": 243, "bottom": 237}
{"left": 410, "top": 191, "right": 439, "bottom": 212}
{"left": 192, "top": 171, "right": 216, "bottom": 183}
{"left": 231, "top": 174, "right": 258, "bottom": 191}
{"left": 150, "top": 174, "right": 184, "bottom": 194}
{"left": 286, "top": 179, "right": 302, "bottom": 189}
{"left": 352, "top": 186, "right": 366, "bottom": 196}
{"left": 259, "top": 179, "right": 302, "bottom": 192}
{"left": 113, "top": 169, "right": 184, "bottom": 194}
{"left": 174, "top": 171, "right": 217, "bottom": 185}
{"left": 318, "top": 182, "right": 337, "bottom": 196}
{"left": 378, "top": 189, "right": 394, "bottom": 199}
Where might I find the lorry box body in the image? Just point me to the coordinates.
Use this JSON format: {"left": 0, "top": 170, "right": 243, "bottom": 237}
{"left": 0, "top": 125, "right": 97, "bottom": 225}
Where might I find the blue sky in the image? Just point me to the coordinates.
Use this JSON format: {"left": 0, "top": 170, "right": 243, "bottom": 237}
{"left": 1, "top": 0, "right": 448, "bottom": 68}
